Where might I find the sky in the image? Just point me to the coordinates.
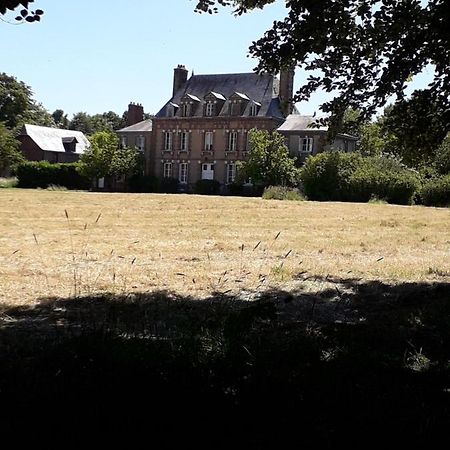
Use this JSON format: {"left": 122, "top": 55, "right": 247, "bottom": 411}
{"left": 0, "top": 0, "right": 434, "bottom": 119}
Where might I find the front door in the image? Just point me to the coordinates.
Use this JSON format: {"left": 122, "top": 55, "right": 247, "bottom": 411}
{"left": 201, "top": 163, "right": 214, "bottom": 180}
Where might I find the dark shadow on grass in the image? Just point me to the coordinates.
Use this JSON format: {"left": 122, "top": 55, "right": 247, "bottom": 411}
{"left": 1, "top": 279, "right": 450, "bottom": 447}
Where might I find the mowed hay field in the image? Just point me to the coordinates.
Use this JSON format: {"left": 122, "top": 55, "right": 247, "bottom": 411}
{"left": 1, "top": 189, "right": 449, "bottom": 306}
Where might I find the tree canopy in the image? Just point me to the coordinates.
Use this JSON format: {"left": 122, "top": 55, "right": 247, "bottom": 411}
{"left": 0, "top": 1, "right": 43, "bottom": 23}
{"left": 69, "top": 111, "right": 126, "bottom": 135}
{"left": 195, "top": 1, "right": 449, "bottom": 134}
{"left": 78, "top": 131, "right": 140, "bottom": 181}
{"left": 238, "top": 129, "right": 299, "bottom": 187}
{"left": 0, "top": 122, "right": 23, "bottom": 172}
{"left": 0, "top": 73, "right": 54, "bottom": 131}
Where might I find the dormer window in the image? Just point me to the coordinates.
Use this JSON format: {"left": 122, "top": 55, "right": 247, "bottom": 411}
{"left": 180, "top": 94, "right": 201, "bottom": 117}
{"left": 182, "top": 103, "right": 192, "bottom": 117}
{"left": 167, "top": 102, "right": 179, "bottom": 117}
{"left": 249, "top": 102, "right": 261, "bottom": 117}
{"left": 204, "top": 92, "right": 226, "bottom": 117}
{"left": 205, "top": 102, "right": 214, "bottom": 117}
{"left": 229, "top": 92, "right": 250, "bottom": 116}
{"left": 62, "top": 137, "right": 77, "bottom": 153}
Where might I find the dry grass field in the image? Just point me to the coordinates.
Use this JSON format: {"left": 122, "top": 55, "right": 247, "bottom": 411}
{"left": 1, "top": 189, "right": 449, "bottom": 306}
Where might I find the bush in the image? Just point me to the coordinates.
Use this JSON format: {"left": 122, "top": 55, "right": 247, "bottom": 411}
{"left": 127, "top": 174, "right": 159, "bottom": 193}
{"left": 0, "top": 177, "right": 17, "bottom": 188}
{"left": 300, "top": 152, "right": 364, "bottom": 201}
{"left": 434, "top": 134, "right": 450, "bottom": 175}
{"left": 159, "top": 177, "right": 179, "bottom": 194}
{"left": 262, "top": 186, "right": 305, "bottom": 201}
{"left": 16, "top": 161, "right": 90, "bottom": 190}
{"left": 419, "top": 175, "right": 450, "bottom": 207}
{"left": 194, "top": 179, "right": 221, "bottom": 195}
{"left": 348, "top": 157, "right": 420, "bottom": 205}
{"left": 227, "top": 183, "right": 264, "bottom": 197}
{"left": 300, "top": 152, "right": 420, "bottom": 205}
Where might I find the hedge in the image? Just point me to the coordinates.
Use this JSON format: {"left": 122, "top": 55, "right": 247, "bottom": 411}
{"left": 194, "top": 179, "right": 221, "bottom": 195}
{"left": 300, "top": 153, "right": 420, "bottom": 205}
{"left": 127, "top": 174, "right": 159, "bottom": 193}
{"left": 16, "top": 161, "right": 90, "bottom": 190}
{"left": 347, "top": 157, "right": 420, "bottom": 205}
{"left": 300, "top": 152, "right": 364, "bottom": 201}
{"left": 420, "top": 175, "right": 450, "bottom": 207}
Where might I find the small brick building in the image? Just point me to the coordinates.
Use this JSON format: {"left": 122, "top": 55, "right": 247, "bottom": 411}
{"left": 278, "top": 115, "right": 358, "bottom": 163}
{"left": 18, "top": 124, "right": 89, "bottom": 163}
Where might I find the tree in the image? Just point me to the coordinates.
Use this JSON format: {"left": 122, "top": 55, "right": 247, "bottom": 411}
{"left": 238, "top": 129, "right": 299, "bottom": 187}
{"left": 52, "top": 109, "right": 69, "bottom": 128}
{"left": 381, "top": 90, "right": 449, "bottom": 167}
{"left": 0, "top": 73, "right": 32, "bottom": 129}
{"left": 434, "top": 134, "right": 450, "bottom": 175}
{"left": 70, "top": 111, "right": 126, "bottom": 136}
{"left": 0, "top": 73, "right": 54, "bottom": 131}
{"left": 101, "top": 111, "right": 126, "bottom": 131}
{"left": 0, "top": 122, "right": 23, "bottom": 173}
{"left": 0, "top": 1, "right": 43, "bottom": 23}
{"left": 69, "top": 112, "right": 94, "bottom": 135}
{"left": 78, "top": 131, "right": 140, "bottom": 182}
{"left": 195, "top": 1, "right": 449, "bottom": 134}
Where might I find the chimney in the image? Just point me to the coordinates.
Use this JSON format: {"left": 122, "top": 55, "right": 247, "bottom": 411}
{"left": 173, "top": 64, "right": 189, "bottom": 97}
{"left": 127, "top": 102, "right": 144, "bottom": 127}
{"left": 279, "top": 66, "right": 295, "bottom": 116}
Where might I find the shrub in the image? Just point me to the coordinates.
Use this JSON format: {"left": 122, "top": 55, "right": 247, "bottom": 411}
{"left": 194, "top": 179, "right": 221, "bottom": 195}
{"left": 16, "top": 161, "right": 90, "bottom": 189}
{"left": 434, "top": 134, "right": 450, "bottom": 175}
{"left": 420, "top": 175, "right": 450, "bottom": 207}
{"left": 348, "top": 157, "right": 420, "bottom": 205}
{"left": 300, "top": 152, "right": 420, "bottom": 205}
{"left": 227, "top": 183, "right": 264, "bottom": 197}
{"left": 127, "top": 174, "right": 159, "bottom": 193}
{"left": 0, "top": 177, "right": 17, "bottom": 188}
{"left": 300, "top": 152, "right": 364, "bottom": 201}
{"left": 262, "top": 186, "right": 305, "bottom": 201}
{"left": 159, "top": 177, "right": 179, "bottom": 194}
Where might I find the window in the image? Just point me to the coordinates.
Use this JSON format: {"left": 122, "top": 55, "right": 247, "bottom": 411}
{"left": 179, "top": 162, "right": 188, "bottom": 184}
{"left": 245, "top": 132, "right": 252, "bottom": 151}
{"left": 205, "top": 102, "right": 214, "bottom": 117}
{"left": 164, "top": 132, "right": 173, "bottom": 150}
{"left": 163, "top": 162, "right": 172, "bottom": 178}
{"left": 226, "top": 163, "right": 236, "bottom": 184}
{"left": 181, "top": 103, "right": 190, "bottom": 117}
{"left": 300, "top": 137, "right": 313, "bottom": 153}
{"left": 121, "top": 135, "right": 127, "bottom": 148}
{"left": 249, "top": 104, "right": 258, "bottom": 116}
{"left": 204, "top": 132, "right": 213, "bottom": 151}
{"left": 180, "top": 132, "right": 189, "bottom": 151}
{"left": 228, "top": 131, "right": 237, "bottom": 151}
{"left": 229, "top": 101, "right": 241, "bottom": 116}
{"left": 136, "top": 135, "right": 145, "bottom": 151}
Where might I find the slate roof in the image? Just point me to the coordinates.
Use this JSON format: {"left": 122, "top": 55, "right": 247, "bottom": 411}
{"left": 117, "top": 119, "right": 153, "bottom": 133}
{"left": 21, "top": 124, "right": 89, "bottom": 154}
{"left": 156, "top": 72, "right": 285, "bottom": 119}
{"left": 277, "top": 115, "right": 328, "bottom": 132}
{"left": 278, "top": 115, "right": 358, "bottom": 140}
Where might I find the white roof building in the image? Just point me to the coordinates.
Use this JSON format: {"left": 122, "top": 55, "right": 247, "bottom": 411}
{"left": 20, "top": 124, "right": 90, "bottom": 154}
